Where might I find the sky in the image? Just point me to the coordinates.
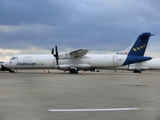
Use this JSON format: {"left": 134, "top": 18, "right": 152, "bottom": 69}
{"left": 1, "top": 0, "right": 160, "bottom": 61}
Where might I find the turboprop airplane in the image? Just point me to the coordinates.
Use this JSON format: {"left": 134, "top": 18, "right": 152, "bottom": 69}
{"left": 1, "top": 32, "right": 153, "bottom": 73}
{"left": 115, "top": 59, "right": 160, "bottom": 73}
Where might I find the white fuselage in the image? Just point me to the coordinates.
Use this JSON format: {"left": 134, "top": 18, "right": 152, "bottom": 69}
{"left": 4, "top": 54, "right": 54, "bottom": 69}
{"left": 3, "top": 54, "right": 127, "bottom": 70}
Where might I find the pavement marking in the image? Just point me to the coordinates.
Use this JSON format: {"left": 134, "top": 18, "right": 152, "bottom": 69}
{"left": 48, "top": 108, "right": 140, "bottom": 112}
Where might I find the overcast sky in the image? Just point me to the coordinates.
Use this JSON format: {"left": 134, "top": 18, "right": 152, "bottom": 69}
{"left": 0, "top": 0, "right": 160, "bottom": 61}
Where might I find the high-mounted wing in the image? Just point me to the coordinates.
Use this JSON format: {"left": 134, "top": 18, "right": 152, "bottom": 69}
{"left": 58, "top": 48, "right": 89, "bottom": 59}
{"left": 69, "top": 49, "right": 89, "bottom": 58}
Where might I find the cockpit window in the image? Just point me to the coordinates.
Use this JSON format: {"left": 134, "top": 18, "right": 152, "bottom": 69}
{"left": 10, "top": 57, "right": 19, "bottom": 60}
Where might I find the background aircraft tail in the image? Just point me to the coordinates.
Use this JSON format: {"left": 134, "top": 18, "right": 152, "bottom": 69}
{"left": 119, "top": 32, "right": 153, "bottom": 56}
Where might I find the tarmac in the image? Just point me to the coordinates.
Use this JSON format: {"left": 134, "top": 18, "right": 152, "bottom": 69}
{"left": 0, "top": 69, "right": 160, "bottom": 120}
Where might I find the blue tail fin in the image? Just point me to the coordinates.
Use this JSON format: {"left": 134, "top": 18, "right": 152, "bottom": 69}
{"left": 122, "top": 32, "right": 153, "bottom": 66}
{"left": 128, "top": 32, "right": 153, "bottom": 56}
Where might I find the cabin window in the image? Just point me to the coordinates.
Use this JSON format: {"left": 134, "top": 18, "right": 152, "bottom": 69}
{"left": 10, "top": 57, "right": 19, "bottom": 60}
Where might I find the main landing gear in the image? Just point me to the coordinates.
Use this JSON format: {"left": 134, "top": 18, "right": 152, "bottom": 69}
{"left": 69, "top": 67, "right": 78, "bottom": 74}
{"left": 133, "top": 69, "right": 142, "bottom": 73}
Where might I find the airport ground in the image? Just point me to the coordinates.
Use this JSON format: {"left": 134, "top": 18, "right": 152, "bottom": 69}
{"left": 0, "top": 69, "right": 160, "bottom": 120}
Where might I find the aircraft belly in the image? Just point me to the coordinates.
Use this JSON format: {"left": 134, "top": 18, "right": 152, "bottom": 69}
{"left": 58, "top": 57, "right": 91, "bottom": 70}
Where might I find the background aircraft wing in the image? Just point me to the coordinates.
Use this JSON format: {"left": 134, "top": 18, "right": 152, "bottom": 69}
{"left": 69, "top": 48, "right": 89, "bottom": 58}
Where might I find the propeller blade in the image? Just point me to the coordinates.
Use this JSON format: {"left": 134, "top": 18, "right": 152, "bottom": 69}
{"left": 55, "top": 45, "right": 58, "bottom": 55}
{"left": 54, "top": 45, "right": 59, "bottom": 66}
{"left": 56, "top": 57, "right": 59, "bottom": 65}
{"left": 51, "top": 48, "right": 54, "bottom": 55}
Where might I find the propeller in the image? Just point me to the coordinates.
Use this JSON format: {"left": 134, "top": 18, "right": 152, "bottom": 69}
{"left": 51, "top": 48, "right": 54, "bottom": 55}
{"left": 51, "top": 45, "right": 59, "bottom": 66}
{"left": 54, "top": 45, "right": 59, "bottom": 66}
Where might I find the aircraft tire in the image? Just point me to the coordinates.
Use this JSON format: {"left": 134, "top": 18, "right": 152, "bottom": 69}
{"left": 69, "top": 68, "right": 78, "bottom": 74}
{"left": 9, "top": 69, "right": 15, "bottom": 73}
{"left": 133, "top": 69, "right": 141, "bottom": 73}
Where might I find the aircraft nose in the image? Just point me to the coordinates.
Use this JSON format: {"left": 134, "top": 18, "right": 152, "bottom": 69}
{"left": 3, "top": 61, "right": 8, "bottom": 67}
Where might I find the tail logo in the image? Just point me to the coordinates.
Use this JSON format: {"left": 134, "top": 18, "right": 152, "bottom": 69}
{"left": 132, "top": 44, "right": 146, "bottom": 52}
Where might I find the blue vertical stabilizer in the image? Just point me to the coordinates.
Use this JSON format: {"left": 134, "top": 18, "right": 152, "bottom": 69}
{"left": 123, "top": 32, "right": 153, "bottom": 66}
{"left": 128, "top": 33, "right": 153, "bottom": 56}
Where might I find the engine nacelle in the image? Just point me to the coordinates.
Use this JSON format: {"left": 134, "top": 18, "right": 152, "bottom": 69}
{"left": 58, "top": 52, "right": 74, "bottom": 59}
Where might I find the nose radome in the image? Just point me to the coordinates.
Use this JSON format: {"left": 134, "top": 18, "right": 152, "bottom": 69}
{"left": 2, "top": 62, "right": 8, "bottom": 67}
